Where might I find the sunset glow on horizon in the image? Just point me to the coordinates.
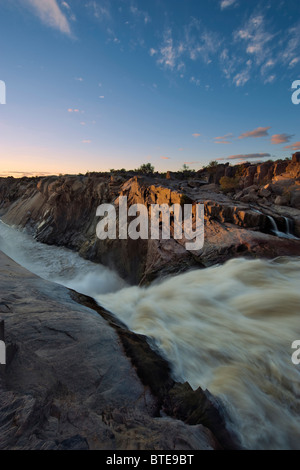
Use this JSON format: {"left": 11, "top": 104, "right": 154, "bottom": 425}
{"left": 1, "top": 0, "right": 300, "bottom": 176}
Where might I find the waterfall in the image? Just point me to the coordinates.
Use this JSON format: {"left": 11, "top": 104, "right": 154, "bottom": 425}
{"left": 98, "top": 257, "right": 300, "bottom": 450}
{"left": 268, "top": 215, "right": 299, "bottom": 240}
{"left": 0, "top": 220, "right": 126, "bottom": 296}
{"left": 284, "top": 217, "right": 294, "bottom": 236}
{"left": 267, "top": 215, "right": 279, "bottom": 235}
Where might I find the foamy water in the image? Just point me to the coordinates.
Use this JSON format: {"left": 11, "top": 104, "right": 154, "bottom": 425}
{"left": 0, "top": 220, "right": 126, "bottom": 295}
{"left": 1, "top": 220, "right": 300, "bottom": 449}
{"left": 97, "top": 257, "right": 300, "bottom": 450}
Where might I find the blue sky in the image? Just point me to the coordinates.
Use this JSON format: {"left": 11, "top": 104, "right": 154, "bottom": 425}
{"left": 0, "top": 0, "right": 300, "bottom": 176}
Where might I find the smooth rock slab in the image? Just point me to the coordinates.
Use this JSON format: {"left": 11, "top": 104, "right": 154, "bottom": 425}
{"left": 0, "top": 251, "right": 216, "bottom": 450}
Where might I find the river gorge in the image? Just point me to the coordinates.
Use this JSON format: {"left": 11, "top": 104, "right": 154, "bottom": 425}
{"left": 0, "top": 160, "right": 300, "bottom": 449}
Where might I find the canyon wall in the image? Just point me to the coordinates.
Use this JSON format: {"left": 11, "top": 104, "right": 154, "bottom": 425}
{"left": 0, "top": 156, "right": 300, "bottom": 284}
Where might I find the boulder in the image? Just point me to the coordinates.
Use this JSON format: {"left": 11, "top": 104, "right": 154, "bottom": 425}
{"left": 240, "top": 194, "right": 259, "bottom": 204}
{"left": 275, "top": 195, "right": 289, "bottom": 206}
{"left": 292, "top": 152, "right": 300, "bottom": 163}
{"left": 259, "top": 188, "right": 271, "bottom": 198}
{"left": 290, "top": 189, "right": 300, "bottom": 209}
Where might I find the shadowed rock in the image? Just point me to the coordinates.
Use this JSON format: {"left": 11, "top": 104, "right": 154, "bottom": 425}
{"left": 0, "top": 251, "right": 237, "bottom": 450}
{"left": 0, "top": 160, "right": 299, "bottom": 284}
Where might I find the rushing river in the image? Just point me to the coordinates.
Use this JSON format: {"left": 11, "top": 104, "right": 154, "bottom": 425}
{"left": 0, "top": 220, "right": 300, "bottom": 449}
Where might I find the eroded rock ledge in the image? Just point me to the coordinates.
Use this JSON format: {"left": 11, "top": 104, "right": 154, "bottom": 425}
{"left": 0, "top": 157, "right": 300, "bottom": 284}
{"left": 0, "top": 251, "right": 238, "bottom": 450}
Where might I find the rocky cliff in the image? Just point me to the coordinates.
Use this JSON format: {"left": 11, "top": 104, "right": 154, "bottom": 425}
{"left": 1, "top": 158, "right": 300, "bottom": 450}
{"left": 0, "top": 155, "right": 300, "bottom": 284}
{"left": 0, "top": 251, "right": 237, "bottom": 450}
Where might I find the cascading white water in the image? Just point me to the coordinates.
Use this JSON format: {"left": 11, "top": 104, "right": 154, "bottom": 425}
{"left": 284, "top": 216, "right": 294, "bottom": 236}
{"left": 267, "top": 215, "right": 299, "bottom": 240}
{"left": 0, "top": 220, "right": 126, "bottom": 296}
{"left": 0, "top": 220, "right": 300, "bottom": 449}
{"left": 97, "top": 257, "right": 300, "bottom": 450}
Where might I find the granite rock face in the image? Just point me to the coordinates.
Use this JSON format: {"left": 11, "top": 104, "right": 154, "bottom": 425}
{"left": 0, "top": 251, "right": 229, "bottom": 450}
{"left": 0, "top": 159, "right": 300, "bottom": 284}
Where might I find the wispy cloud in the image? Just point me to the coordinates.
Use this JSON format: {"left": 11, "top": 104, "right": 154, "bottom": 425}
{"left": 289, "top": 57, "right": 300, "bottom": 68}
{"left": 190, "top": 76, "right": 201, "bottom": 86}
{"left": 61, "top": 1, "right": 76, "bottom": 21}
{"left": 156, "top": 28, "right": 179, "bottom": 70}
{"left": 160, "top": 156, "right": 170, "bottom": 160}
{"left": 220, "top": 0, "right": 238, "bottom": 10}
{"left": 26, "top": 0, "right": 72, "bottom": 35}
{"left": 235, "top": 15, "right": 274, "bottom": 66}
{"left": 264, "top": 74, "right": 276, "bottom": 84}
{"left": 149, "top": 9, "right": 299, "bottom": 88}
{"left": 130, "top": 5, "right": 151, "bottom": 24}
{"left": 280, "top": 25, "right": 300, "bottom": 68}
{"left": 238, "top": 126, "right": 271, "bottom": 139}
{"left": 233, "top": 60, "right": 252, "bottom": 86}
{"left": 219, "top": 14, "right": 274, "bottom": 87}
{"left": 82, "top": 140, "right": 92, "bottom": 144}
{"left": 85, "top": 1, "right": 110, "bottom": 21}
{"left": 227, "top": 14, "right": 300, "bottom": 86}
{"left": 0, "top": 170, "right": 54, "bottom": 177}
{"left": 192, "top": 133, "right": 201, "bottom": 138}
{"left": 215, "top": 133, "right": 234, "bottom": 141}
{"left": 271, "top": 133, "right": 294, "bottom": 144}
{"left": 217, "top": 153, "right": 271, "bottom": 161}
{"left": 151, "top": 20, "right": 221, "bottom": 73}
{"left": 284, "top": 141, "right": 300, "bottom": 151}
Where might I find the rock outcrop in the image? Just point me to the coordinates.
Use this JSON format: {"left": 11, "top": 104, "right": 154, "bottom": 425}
{"left": 0, "top": 161, "right": 300, "bottom": 283}
{"left": 0, "top": 251, "right": 237, "bottom": 450}
{"left": 0, "top": 158, "right": 299, "bottom": 449}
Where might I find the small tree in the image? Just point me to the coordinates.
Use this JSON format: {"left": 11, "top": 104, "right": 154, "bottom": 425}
{"left": 181, "top": 164, "right": 195, "bottom": 174}
{"left": 136, "top": 163, "right": 154, "bottom": 174}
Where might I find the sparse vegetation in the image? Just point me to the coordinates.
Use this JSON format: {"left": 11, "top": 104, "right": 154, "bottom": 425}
{"left": 219, "top": 176, "right": 239, "bottom": 193}
{"left": 179, "top": 164, "right": 196, "bottom": 179}
{"left": 203, "top": 160, "right": 219, "bottom": 174}
{"left": 136, "top": 163, "right": 155, "bottom": 175}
